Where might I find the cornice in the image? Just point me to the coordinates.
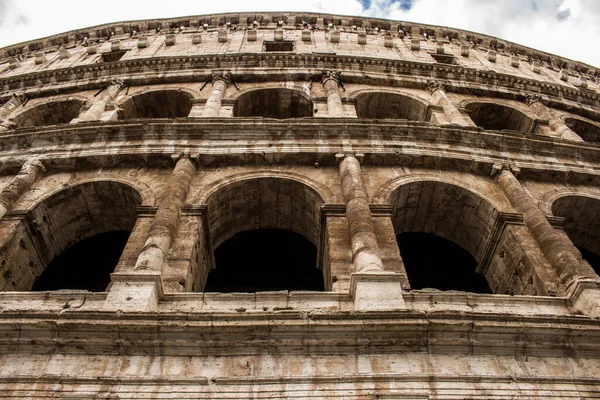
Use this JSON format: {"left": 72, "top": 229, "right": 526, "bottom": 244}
{"left": 1, "top": 53, "right": 598, "bottom": 110}
{"left": 1, "top": 119, "right": 600, "bottom": 184}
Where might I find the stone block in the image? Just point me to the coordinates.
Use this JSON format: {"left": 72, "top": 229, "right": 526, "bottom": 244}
{"left": 357, "top": 32, "right": 367, "bottom": 45}
{"left": 487, "top": 49, "right": 496, "bottom": 62}
{"left": 58, "top": 48, "right": 70, "bottom": 59}
{"left": 384, "top": 36, "right": 393, "bottom": 48}
{"left": 578, "top": 77, "right": 588, "bottom": 88}
{"left": 34, "top": 52, "right": 46, "bottom": 65}
{"left": 351, "top": 272, "right": 405, "bottom": 310}
{"left": 532, "top": 61, "right": 541, "bottom": 73}
{"left": 218, "top": 30, "right": 228, "bottom": 43}
{"left": 110, "top": 40, "right": 121, "bottom": 52}
{"left": 274, "top": 30, "right": 284, "bottom": 41}
{"left": 137, "top": 37, "right": 148, "bottom": 48}
{"left": 247, "top": 30, "right": 257, "bottom": 42}
{"left": 165, "top": 34, "right": 176, "bottom": 46}
{"left": 510, "top": 55, "right": 520, "bottom": 68}
{"left": 191, "top": 34, "right": 202, "bottom": 44}
{"left": 330, "top": 30, "right": 340, "bottom": 43}
{"left": 560, "top": 69, "right": 569, "bottom": 81}
{"left": 302, "top": 30, "right": 312, "bottom": 42}
{"left": 460, "top": 44, "right": 470, "bottom": 57}
{"left": 410, "top": 38, "right": 420, "bottom": 51}
{"left": 87, "top": 44, "right": 98, "bottom": 54}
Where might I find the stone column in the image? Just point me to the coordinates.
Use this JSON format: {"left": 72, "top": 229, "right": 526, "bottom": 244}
{"left": 71, "top": 80, "right": 124, "bottom": 123}
{"left": 337, "top": 153, "right": 384, "bottom": 273}
{"left": 428, "top": 81, "right": 472, "bottom": 126}
{"left": 201, "top": 73, "right": 231, "bottom": 117}
{"left": 526, "top": 95, "right": 583, "bottom": 142}
{"left": 0, "top": 95, "right": 26, "bottom": 132}
{"left": 322, "top": 71, "right": 344, "bottom": 117}
{"left": 134, "top": 154, "right": 197, "bottom": 272}
{"left": 494, "top": 164, "right": 597, "bottom": 287}
{"left": 0, "top": 159, "right": 45, "bottom": 220}
{"left": 105, "top": 154, "right": 197, "bottom": 312}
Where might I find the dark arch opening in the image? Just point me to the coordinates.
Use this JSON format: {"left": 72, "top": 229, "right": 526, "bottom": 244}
{"left": 233, "top": 89, "right": 313, "bottom": 119}
{"left": 355, "top": 92, "right": 427, "bottom": 120}
{"left": 32, "top": 231, "right": 130, "bottom": 292}
{"left": 0, "top": 181, "right": 141, "bottom": 291}
{"left": 11, "top": 99, "right": 83, "bottom": 128}
{"left": 465, "top": 102, "right": 533, "bottom": 133}
{"left": 565, "top": 118, "right": 600, "bottom": 143}
{"left": 118, "top": 90, "right": 193, "bottom": 119}
{"left": 552, "top": 195, "right": 600, "bottom": 276}
{"left": 397, "top": 232, "right": 491, "bottom": 293}
{"left": 205, "top": 229, "right": 324, "bottom": 292}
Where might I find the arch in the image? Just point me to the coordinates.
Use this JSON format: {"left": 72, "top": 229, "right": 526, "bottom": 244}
{"left": 464, "top": 100, "right": 535, "bottom": 133}
{"left": 205, "top": 176, "right": 325, "bottom": 249}
{"left": 118, "top": 89, "right": 194, "bottom": 119}
{"left": 10, "top": 98, "right": 85, "bottom": 128}
{"left": 564, "top": 117, "right": 600, "bottom": 143}
{"left": 354, "top": 91, "right": 429, "bottom": 120}
{"left": 550, "top": 195, "right": 600, "bottom": 270}
{"left": 0, "top": 181, "right": 142, "bottom": 291}
{"left": 197, "top": 170, "right": 337, "bottom": 205}
{"left": 233, "top": 88, "right": 313, "bottom": 119}
{"left": 203, "top": 175, "right": 326, "bottom": 292}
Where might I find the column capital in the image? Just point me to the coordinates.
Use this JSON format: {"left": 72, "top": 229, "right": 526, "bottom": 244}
{"left": 24, "top": 158, "right": 46, "bottom": 173}
{"left": 335, "top": 152, "right": 364, "bottom": 164}
{"left": 211, "top": 71, "right": 232, "bottom": 86}
{"left": 322, "top": 70, "right": 342, "bottom": 85}
{"left": 490, "top": 162, "right": 520, "bottom": 178}
{"left": 426, "top": 79, "right": 447, "bottom": 94}
{"left": 171, "top": 152, "right": 200, "bottom": 164}
{"left": 524, "top": 93, "right": 543, "bottom": 106}
{"left": 108, "top": 78, "right": 125, "bottom": 89}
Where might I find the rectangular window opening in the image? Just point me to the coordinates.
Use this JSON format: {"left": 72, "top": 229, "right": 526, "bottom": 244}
{"left": 264, "top": 41, "right": 294, "bottom": 52}
{"left": 100, "top": 50, "right": 127, "bottom": 63}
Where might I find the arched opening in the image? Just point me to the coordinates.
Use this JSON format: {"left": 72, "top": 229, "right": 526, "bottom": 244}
{"left": 355, "top": 92, "right": 427, "bottom": 120}
{"left": 552, "top": 195, "right": 600, "bottom": 275}
{"left": 233, "top": 89, "right": 313, "bottom": 119}
{"left": 205, "top": 229, "right": 322, "bottom": 292}
{"left": 118, "top": 90, "right": 193, "bottom": 119}
{"left": 465, "top": 102, "right": 534, "bottom": 133}
{"left": 203, "top": 177, "right": 325, "bottom": 292}
{"left": 389, "top": 180, "right": 494, "bottom": 293}
{"left": 565, "top": 118, "right": 600, "bottom": 143}
{"left": 0, "top": 181, "right": 141, "bottom": 291}
{"left": 397, "top": 232, "right": 490, "bottom": 292}
{"left": 11, "top": 99, "right": 83, "bottom": 128}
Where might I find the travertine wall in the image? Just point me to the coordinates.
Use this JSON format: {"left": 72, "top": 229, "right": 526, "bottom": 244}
{"left": 0, "top": 11, "right": 600, "bottom": 399}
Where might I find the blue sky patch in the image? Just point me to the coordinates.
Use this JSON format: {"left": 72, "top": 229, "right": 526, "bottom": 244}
{"left": 359, "top": 0, "right": 413, "bottom": 11}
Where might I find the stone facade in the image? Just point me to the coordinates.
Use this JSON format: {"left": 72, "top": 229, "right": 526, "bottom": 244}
{"left": 0, "top": 12, "right": 600, "bottom": 399}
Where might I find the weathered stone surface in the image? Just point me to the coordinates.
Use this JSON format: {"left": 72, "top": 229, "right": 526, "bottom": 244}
{"left": 0, "top": 11, "right": 599, "bottom": 399}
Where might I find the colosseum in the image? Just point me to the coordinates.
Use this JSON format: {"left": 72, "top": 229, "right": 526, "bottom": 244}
{"left": 0, "top": 10, "right": 599, "bottom": 399}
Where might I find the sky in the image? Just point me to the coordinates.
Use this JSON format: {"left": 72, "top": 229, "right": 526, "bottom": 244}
{"left": 0, "top": 0, "right": 599, "bottom": 67}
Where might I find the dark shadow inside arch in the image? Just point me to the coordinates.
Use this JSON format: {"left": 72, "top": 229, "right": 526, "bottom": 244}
{"left": 32, "top": 231, "right": 130, "bottom": 292}
{"left": 397, "top": 232, "right": 492, "bottom": 293}
{"left": 11, "top": 99, "right": 83, "bottom": 128}
{"left": 578, "top": 247, "right": 600, "bottom": 276}
{"left": 566, "top": 118, "right": 600, "bottom": 143}
{"left": 465, "top": 102, "right": 533, "bottom": 133}
{"left": 233, "top": 88, "right": 313, "bottom": 119}
{"left": 355, "top": 92, "right": 427, "bottom": 120}
{"left": 205, "top": 229, "right": 324, "bottom": 292}
{"left": 118, "top": 90, "right": 193, "bottom": 119}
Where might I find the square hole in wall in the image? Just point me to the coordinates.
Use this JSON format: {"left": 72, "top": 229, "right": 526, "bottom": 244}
{"left": 430, "top": 53, "right": 456, "bottom": 64}
{"left": 264, "top": 41, "right": 294, "bottom": 52}
{"left": 100, "top": 50, "right": 127, "bottom": 63}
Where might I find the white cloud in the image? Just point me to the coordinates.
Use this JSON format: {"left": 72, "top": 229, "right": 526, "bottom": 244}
{"left": 0, "top": 0, "right": 598, "bottom": 67}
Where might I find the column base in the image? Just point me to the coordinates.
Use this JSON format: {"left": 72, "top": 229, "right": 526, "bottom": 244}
{"left": 350, "top": 272, "right": 405, "bottom": 310}
{"left": 103, "top": 272, "right": 163, "bottom": 312}
{"left": 568, "top": 279, "right": 600, "bottom": 318}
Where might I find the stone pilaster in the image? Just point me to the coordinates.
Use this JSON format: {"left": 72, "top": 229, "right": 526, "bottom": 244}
{"left": 0, "top": 94, "right": 26, "bottom": 132}
{"left": 71, "top": 80, "right": 124, "bottom": 123}
{"left": 322, "top": 71, "right": 344, "bottom": 117}
{"left": 337, "top": 153, "right": 384, "bottom": 273}
{"left": 0, "top": 159, "right": 45, "bottom": 220}
{"left": 201, "top": 72, "right": 231, "bottom": 117}
{"left": 105, "top": 154, "right": 197, "bottom": 312}
{"left": 493, "top": 164, "right": 600, "bottom": 316}
{"left": 526, "top": 95, "right": 583, "bottom": 141}
{"left": 428, "top": 81, "right": 472, "bottom": 126}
